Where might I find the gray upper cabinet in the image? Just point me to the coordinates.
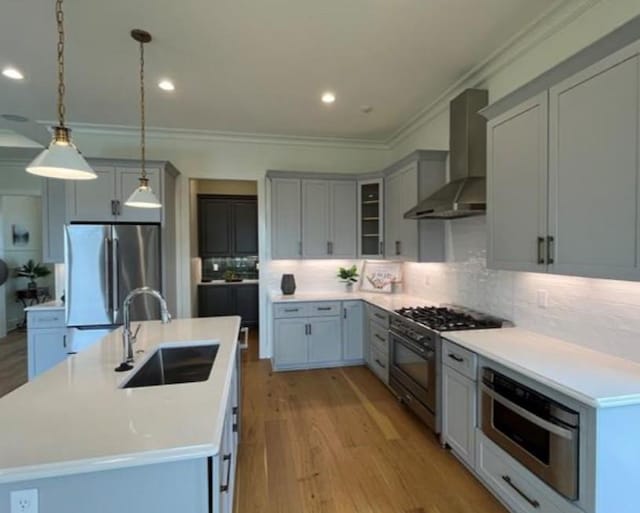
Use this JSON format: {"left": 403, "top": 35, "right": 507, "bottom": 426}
{"left": 485, "top": 38, "right": 640, "bottom": 282}
{"left": 301, "top": 180, "right": 330, "bottom": 258}
{"left": 548, "top": 45, "right": 640, "bottom": 280}
{"left": 329, "top": 181, "right": 357, "bottom": 258}
{"left": 357, "top": 178, "right": 384, "bottom": 259}
{"left": 270, "top": 175, "right": 356, "bottom": 259}
{"left": 385, "top": 162, "right": 419, "bottom": 260}
{"left": 270, "top": 178, "right": 302, "bottom": 259}
{"left": 487, "top": 92, "right": 548, "bottom": 273}
{"left": 67, "top": 165, "right": 163, "bottom": 224}
{"left": 384, "top": 153, "right": 446, "bottom": 262}
{"left": 67, "top": 166, "right": 117, "bottom": 222}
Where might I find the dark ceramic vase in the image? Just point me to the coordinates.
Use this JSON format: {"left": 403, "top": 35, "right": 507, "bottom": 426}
{"left": 280, "top": 274, "right": 296, "bottom": 295}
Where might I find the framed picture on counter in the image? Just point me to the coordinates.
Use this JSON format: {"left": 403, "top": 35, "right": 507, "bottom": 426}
{"left": 360, "top": 260, "right": 402, "bottom": 294}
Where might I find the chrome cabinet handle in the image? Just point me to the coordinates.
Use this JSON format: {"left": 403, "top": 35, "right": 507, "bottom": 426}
{"left": 395, "top": 241, "right": 401, "bottom": 255}
{"left": 547, "top": 236, "right": 555, "bottom": 264}
{"left": 343, "top": 308, "right": 347, "bottom": 319}
{"left": 375, "top": 358, "right": 386, "bottom": 369}
{"left": 374, "top": 334, "right": 385, "bottom": 342}
{"left": 283, "top": 308, "right": 299, "bottom": 313}
{"left": 220, "top": 454, "right": 232, "bottom": 493}
{"left": 502, "top": 475, "right": 540, "bottom": 509}
{"left": 63, "top": 335, "right": 67, "bottom": 348}
{"left": 537, "top": 236, "right": 545, "bottom": 265}
{"left": 481, "top": 384, "right": 575, "bottom": 439}
{"left": 308, "top": 323, "right": 312, "bottom": 335}
{"left": 317, "top": 306, "right": 332, "bottom": 311}
{"left": 298, "top": 241, "right": 302, "bottom": 256}
{"left": 448, "top": 353, "right": 464, "bottom": 363}
{"left": 379, "top": 241, "right": 384, "bottom": 254}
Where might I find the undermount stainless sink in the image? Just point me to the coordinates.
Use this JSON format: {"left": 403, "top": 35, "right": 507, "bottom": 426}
{"left": 121, "top": 344, "right": 219, "bottom": 389}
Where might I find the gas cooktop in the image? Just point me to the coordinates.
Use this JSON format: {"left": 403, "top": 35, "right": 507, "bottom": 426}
{"left": 394, "top": 306, "right": 506, "bottom": 332}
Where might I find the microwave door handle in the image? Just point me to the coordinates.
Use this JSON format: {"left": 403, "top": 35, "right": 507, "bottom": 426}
{"left": 481, "top": 384, "right": 575, "bottom": 440}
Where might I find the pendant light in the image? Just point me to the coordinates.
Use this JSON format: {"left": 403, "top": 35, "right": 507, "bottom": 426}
{"left": 124, "top": 29, "right": 161, "bottom": 209}
{"left": 26, "top": 0, "right": 96, "bottom": 180}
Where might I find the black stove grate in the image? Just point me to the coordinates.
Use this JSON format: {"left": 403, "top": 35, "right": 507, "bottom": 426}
{"left": 394, "top": 306, "right": 502, "bottom": 332}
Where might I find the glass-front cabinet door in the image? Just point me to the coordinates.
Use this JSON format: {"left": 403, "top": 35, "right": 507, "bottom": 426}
{"left": 358, "top": 178, "right": 384, "bottom": 258}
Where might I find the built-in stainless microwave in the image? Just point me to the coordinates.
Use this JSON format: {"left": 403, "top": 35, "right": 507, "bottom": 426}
{"left": 480, "top": 368, "right": 580, "bottom": 501}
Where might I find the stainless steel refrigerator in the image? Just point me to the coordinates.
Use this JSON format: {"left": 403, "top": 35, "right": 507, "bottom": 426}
{"left": 65, "top": 224, "right": 162, "bottom": 330}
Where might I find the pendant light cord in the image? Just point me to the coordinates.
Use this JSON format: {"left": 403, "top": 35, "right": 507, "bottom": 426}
{"left": 56, "top": 0, "right": 66, "bottom": 127}
{"left": 139, "top": 39, "right": 147, "bottom": 181}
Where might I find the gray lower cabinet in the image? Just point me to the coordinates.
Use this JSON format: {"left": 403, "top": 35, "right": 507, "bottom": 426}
{"left": 308, "top": 317, "right": 342, "bottom": 364}
{"left": 270, "top": 178, "right": 302, "bottom": 259}
{"left": 342, "top": 301, "right": 364, "bottom": 362}
{"left": 366, "top": 303, "right": 389, "bottom": 384}
{"left": 274, "top": 318, "right": 308, "bottom": 366}
{"left": 27, "top": 309, "right": 69, "bottom": 380}
{"left": 441, "top": 340, "right": 478, "bottom": 468}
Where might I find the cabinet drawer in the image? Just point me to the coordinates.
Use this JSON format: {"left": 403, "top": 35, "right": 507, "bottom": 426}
{"left": 27, "top": 310, "right": 66, "bottom": 329}
{"left": 308, "top": 302, "right": 341, "bottom": 317}
{"left": 477, "top": 432, "right": 575, "bottom": 513}
{"left": 369, "top": 323, "right": 388, "bottom": 353}
{"left": 274, "top": 303, "right": 309, "bottom": 318}
{"left": 370, "top": 345, "right": 388, "bottom": 382}
{"left": 442, "top": 339, "right": 477, "bottom": 381}
{"left": 367, "top": 304, "right": 389, "bottom": 328}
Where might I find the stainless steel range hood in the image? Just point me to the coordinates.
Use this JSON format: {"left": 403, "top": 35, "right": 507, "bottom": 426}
{"left": 404, "top": 89, "right": 489, "bottom": 219}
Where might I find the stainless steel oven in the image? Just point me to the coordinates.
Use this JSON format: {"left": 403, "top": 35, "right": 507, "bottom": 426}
{"left": 389, "top": 325, "right": 438, "bottom": 431}
{"left": 480, "top": 368, "right": 580, "bottom": 500}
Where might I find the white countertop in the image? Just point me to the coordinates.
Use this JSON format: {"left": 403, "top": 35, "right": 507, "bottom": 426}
{"left": 0, "top": 316, "right": 240, "bottom": 484}
{"left": 24, "top": 300, "right": 65, "bottom": 311}
{"left": 269, "top": 290, "right": 433, "bottom": 311}
{"left": 199, "top": 279, "right": 259, "bottom": 286}
{"left": 444, "top": 327, "right": 640, "bottom": 409}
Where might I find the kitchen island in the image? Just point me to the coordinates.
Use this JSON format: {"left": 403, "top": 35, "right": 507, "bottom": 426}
{"left": 0, "top": 317, "right": 241, "bottom": 513}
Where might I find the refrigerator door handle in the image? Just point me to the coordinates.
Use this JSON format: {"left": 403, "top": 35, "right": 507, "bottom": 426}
{"left": 113, "top": 236, "right": 121, "bottom": 320}
{"left": 104, "top": 238, "right": 112, "bottom": 313}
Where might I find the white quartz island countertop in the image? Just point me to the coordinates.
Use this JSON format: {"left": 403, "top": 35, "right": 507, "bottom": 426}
{"left": 444, "top": 327, "right": 640, "bottom": 409}
{"left": 0, "top": 317, "right": 240, "bottom": 484}
{"left": 23, "top": 300, "right": 65, "bottom": 311}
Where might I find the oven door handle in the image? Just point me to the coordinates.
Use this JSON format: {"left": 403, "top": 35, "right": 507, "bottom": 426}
{"left": 393, "top": 333, "right": 432, "bottom": 358}
{"left": 481, "top": 384, "right": 575, "bottom": 440}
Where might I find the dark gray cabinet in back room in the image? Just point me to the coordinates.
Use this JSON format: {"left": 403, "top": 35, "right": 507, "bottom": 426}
{"left": 198, "top": 284, "right": 259, "bottom": 327}
{"left": 198, "top": 195, "right": 258, "bottom": 258}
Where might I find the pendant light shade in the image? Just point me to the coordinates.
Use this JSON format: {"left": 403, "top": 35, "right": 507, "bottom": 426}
{"left": 125, "top": 177, "right": 161, "bottom": 209}
{"left": 27, "top": 127, "right": 96, "bottom": 180}
{"left": 27, "top": 0, "right": 96, "bottom": 180}
{"left": 124, "top": 28, "right": 162, "bottom": 209}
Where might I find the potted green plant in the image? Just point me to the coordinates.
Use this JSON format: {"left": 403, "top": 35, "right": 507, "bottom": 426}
{"left": 223, "top": 269, "right": 242, "bottom": 283}
{"left": 337, "top": 265, "right": 359, "bottom": 291}
{"left": 16, "top": 259, "right": 51, "bottom": 290}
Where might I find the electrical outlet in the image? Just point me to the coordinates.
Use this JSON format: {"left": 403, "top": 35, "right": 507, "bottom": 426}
{"left": 537, "top": 289, "right": 548, "bottom": 309}
{"left": 10, "top": 489, "right": 38, "bottom": 513}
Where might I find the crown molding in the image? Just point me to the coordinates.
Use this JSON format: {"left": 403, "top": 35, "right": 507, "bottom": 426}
{"left": 384, "top": 0, "right": 602, "bottom": 148}
{"left": 56, "top": 122, "right": 391, "bottom": 151}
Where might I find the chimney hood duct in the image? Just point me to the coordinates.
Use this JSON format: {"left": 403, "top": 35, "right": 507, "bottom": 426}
{"left": 404, "top": 89, "right": 489, "bottom": 220}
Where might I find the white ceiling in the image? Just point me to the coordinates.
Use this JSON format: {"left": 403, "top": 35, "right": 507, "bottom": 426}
{"left": 0, "top": 0, "right": 560, "bottom": 142}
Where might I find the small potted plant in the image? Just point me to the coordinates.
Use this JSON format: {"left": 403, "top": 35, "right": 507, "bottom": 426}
{"left": 337, "top": 265, "right": 359, "bottom": 292}
{"left": 223, "top": 269, "right": 242, "bottom": 283}
{"left": 16, "top": 259, "right": 51, "bottom": 290}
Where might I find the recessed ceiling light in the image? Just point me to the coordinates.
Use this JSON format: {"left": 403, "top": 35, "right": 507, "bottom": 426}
{"left": 2, "top": 67, "right": 24, "bottom": 80}
{"left": 321, "top": 92, "right": 336, "bottom": 104}
{"left": 158, "top": 79, "right": 175, "bottom": 91}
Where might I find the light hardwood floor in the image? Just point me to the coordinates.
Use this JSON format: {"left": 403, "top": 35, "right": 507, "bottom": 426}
{"left": 235, "top": 334, "right": 506, "bottom": 513}
{"left": 0, "top": 330, "right": 28, "bottom": 398}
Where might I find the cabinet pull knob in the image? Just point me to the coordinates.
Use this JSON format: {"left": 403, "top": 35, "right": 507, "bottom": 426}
{"left": 501, "top": 475, "right": 540, "bottom": 508}
{"left": 547, "top": 236, "right": 555, "bottom": 265}
{"left": 448, "top": 353, "right": 464, "bottom": 363}
{"left": 537, "top": 236, "right": 545, "bottom": 265}
{"left": 220, "top": 454, "right": 233, "bottom": 493}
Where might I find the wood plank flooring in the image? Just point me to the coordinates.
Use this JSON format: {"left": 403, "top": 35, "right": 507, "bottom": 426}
{"left": 0, "top": 330, "right": 28, "bottom": 398}
{"left": 235, "top": 336, "right": 506, "bottom": 513}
